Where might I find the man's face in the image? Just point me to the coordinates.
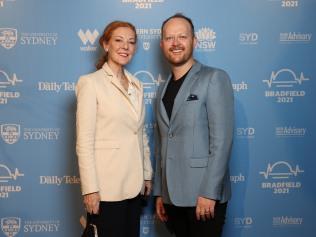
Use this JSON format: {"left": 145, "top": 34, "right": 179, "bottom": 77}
{"left": 160, "top": 18, "right": 196, "bottom": 67}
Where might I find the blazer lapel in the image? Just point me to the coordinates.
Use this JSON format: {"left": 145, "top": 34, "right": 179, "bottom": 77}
{"left": 170, "top": 62, "right": 202, "bottom": 124}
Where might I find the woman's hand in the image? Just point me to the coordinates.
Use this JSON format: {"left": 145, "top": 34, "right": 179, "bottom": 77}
{"left": 83, "top": 192, "right": 100, "bottom": 214}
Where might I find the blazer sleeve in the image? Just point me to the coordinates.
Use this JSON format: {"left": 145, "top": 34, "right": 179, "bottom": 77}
{"left": 76, "top": 76, "right": 99, "bottom": 195}
{"left": 199, "top": 69, "right": 234, "bottom": 200}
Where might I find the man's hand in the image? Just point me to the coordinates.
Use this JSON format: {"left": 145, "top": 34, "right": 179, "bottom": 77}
{"left": 83, "top": 192, "right": 100, "bottom": 214}
{"left": 156, "top": 196, "right": 168, "bottom": 222}
{"left": 196, "top": 196, "right": 216, "bottom": 221}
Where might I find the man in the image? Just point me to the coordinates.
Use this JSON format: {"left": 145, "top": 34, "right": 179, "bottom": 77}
{"left": 153, "top": 13, "right": 234, "bottom": 237}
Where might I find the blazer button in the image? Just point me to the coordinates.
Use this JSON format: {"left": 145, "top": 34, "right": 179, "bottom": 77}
{"left": 134, "top": 131, "right": 137, "bottom": 135}
{"left": 168, "top": 133, "right": 173, "bottom": 138}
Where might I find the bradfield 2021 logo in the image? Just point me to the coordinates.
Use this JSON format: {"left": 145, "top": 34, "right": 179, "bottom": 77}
{"left": 263, "top": 68, "right": 310, "bottom": 103}
{"left": 0, "top": 164, "right": 24, "bottom": 198}
{"left": 121, "top": 0, "right": 165, "bottom": 9}
{"left": 259, "top": 161, "right": 304, "bottom": 194}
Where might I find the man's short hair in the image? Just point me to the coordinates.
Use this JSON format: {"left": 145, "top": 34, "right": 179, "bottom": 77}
{"left": 161, "top": 13, "right": 195, "bottom": 38}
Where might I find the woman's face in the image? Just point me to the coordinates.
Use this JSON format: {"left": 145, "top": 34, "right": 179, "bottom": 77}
{"left": 104, "top": 27, "right": 136, "bottom": 67}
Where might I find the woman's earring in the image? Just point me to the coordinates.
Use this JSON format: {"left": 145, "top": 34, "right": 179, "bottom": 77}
{"left": 105, "top": 48, "right": 108, "bottom": 52}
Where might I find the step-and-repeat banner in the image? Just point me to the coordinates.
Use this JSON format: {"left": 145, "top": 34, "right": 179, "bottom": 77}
{"left": 1, "top": 0, "right": 315, "bottom": 236}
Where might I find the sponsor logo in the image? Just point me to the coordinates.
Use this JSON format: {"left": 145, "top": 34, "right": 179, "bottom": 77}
{"left": 134, "top": 70, "right": 164, "bottom": 105}
{"left": 239, "top": 32, "right": 258, "bottom": 45}
{"left": 142, "top": 226, "right": 150, "bottom": 235}
{"left": 0, "top": 124, "right": 20, "bottom": 144}
{"left": 275, "top": 126, "right": 306, "bottom": 137}
{"left": 0, "top": 28, "right": 17, "bottom": 49}
{"left": 281, "top": 0, "right": 299, "bottom": 8}
{"left": 23, "top": 220, "right": 60, "bottom": 233}
{"left": 273, "top": 216, "right": 303, "bottom": 226}
{"left": 236, "top": 127, "right": 255, "bottom": 139}
{"left": 1, "top": 217, "right": 21, "bottom": 237}
{"left": 38, "top": 81, "right": 75, "bottom": 93}
{"left": 0, "top": 0, "right": 16, "bottom": 8}
{"left": 141, "top": 214, "right": 155, "bottom": 235}
{"left": 121, "top": 0, "right": 165, "bottom": 9}
{"left": 260, "top": 161, "right": 303, "bottom": 194}
{"left": 78, "top": 29, "right": 99, "bottom": 51}
{"left": 136, "top": 28, "right": 160, "bottom": 51}
{"left": 234, "top": 217, "right": 253, "bottom": 228}
{"left": 0, "top": 164, "right": 23, "bottom": 198}
{"left": 232, "top": 81, "right": 248, "bottom": 92}
{"left": 280, "top": 32, "right": 312, "bottom": 43}
{"left": 39, "top": 175, "right": 80, "bottom": 185}
{"left": 263, "top": 68, "right": 310, "bottom": 103}
{"left": 1, "top": 124, "right": 60, "bottom": 144}
{"left": 195, "top": 27, "right": 216, "bottom": 51}
{"left": 230, "top": 173, "right": 245, "bottom": 184}
{"left": 20, "top": 32, "right": 58, "bottom": 46}
{"left": 0, "top": 70, "right": 22, "bottom": 105}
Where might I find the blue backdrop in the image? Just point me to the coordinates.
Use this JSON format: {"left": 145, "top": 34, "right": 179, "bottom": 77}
{"left": 0, "top": 0, "right": 315, "bottom": 236}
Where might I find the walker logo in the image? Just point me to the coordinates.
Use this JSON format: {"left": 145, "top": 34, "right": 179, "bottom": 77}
{"left": 273, "top": 216, "right": 303, "bottom": 226}
{"left": 234, "top": 217, "right": 253, "bottom": 228}
{"left": 230, "top": 173, "right": 245, "bottom": 184}
{"left": 38, "top": 81, "right": 75, "bottom": 93}
{"left": 121, "top": 0, "right": 165, "bottom": 9}
{"left": 0, "top": 28, "right": 17, "bottom": 49}
{"left": 0, "top": 164, "right": 23, "bottom": 198}
{"left": 0, "top": 70, "right": 22, "bottom": 105}
{"left": 39, "top": 175, "right": 80, "bottom": 185}
{"left": 1, "top": 124, "right": 60, "bottom": 144}
{"left": 275, "top": 126, "right": 306, "bottom": 137}
{"left": 0, "top": 124, "right": 20, "bottom": 144}
{"left": 280, "top": 32, "right": 312, "bottom": 43}
{"left": 1, "top": 217, "right": 21, "bottom": 237}
{"left": 78, "top": 29, "right": 99, "bottom": 51}
{"left": 239, "top": 32, "right": 258, "bottom": 45}
{"left": 232, "top": 81, "right": 248, "bottom": 92}
{"left": 263, "top": 68, "right": 310, "bottom": 103}
{"left": 236, "top": 127, "right": 255, "bottom": 139}
{"left": 260, "top": 161, "right": 303, "bottom": 194}
{"left": 136, "top": 28, "right": 160, "bottom": 51}
{"left": 20, "top": 32, "right": 58, "bottom": 46}
{"left": 195, "top": 27, "right": 216, "bottom": 51}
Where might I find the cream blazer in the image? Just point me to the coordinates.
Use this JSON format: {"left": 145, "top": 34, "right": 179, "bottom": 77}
{"left": 76, "top": 63, "right": 152, "bottom": 201}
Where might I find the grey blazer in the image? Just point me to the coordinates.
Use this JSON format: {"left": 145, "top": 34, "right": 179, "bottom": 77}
{"left": 153, "top": 61, "right": 234, "bottom": 206}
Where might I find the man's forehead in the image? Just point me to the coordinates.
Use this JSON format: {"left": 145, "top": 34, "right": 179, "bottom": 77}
{"left": 163, "top": 18, "right": 191, "bottom": 32}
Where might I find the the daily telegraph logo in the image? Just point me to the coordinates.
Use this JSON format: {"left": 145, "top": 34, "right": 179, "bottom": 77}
{"left": 136, "top": 28, "right": 160, "bottom": 51}
{"left": 0, "top": 123, "right": 60, "bottom": 144}
{"left": 134, "top": 70, "right": 164, "bottom": 105}
{"left": 273, "top": 216, "right": 303, "bottom": 226}
{"left": 78, "top": 29, "right": 99, "bottom": 52}
{"left": 263, "top": 68, "right": 310, "bottom": 103}
{"left": 1, "top": 218, "right": 60, "bottom": 235}
{"left": 38, "top": 81, "right": 75, "bottom": 93}
{"left": 230, "top": 173, "right": 245, "bottom": 184}
{"left": 280, "top": 32, "right": 312, "bottom": 43}
{"left": 39, "top": 175, "right": 80, "bottom": 185}
{"left": 239, "top": 32, "right": 258, "bottom": 45}
{"left": 234, "top": 217, "right": 253, "bottom": 228}
{"left": 236, "top": 127, "right": 255, "bottom": 139}
{"left": 260, "top": 161, "right": 304, "bottom": 194}
{"left": 0, "top": 28, "right": 17, "bottom": 49}
{"left": 0, "top": 164, "right": 24, "bottom": 199}
{"left": 232, "top": 81, "right": 248, "bottom": 92}
{"left": 0, "top": 70, "right": 22, "bottom": 105}
{"left": 1, "top": 217, "right": 20, "bottom": 237}
{"left": 275, "top": 126, "right": 306, "bottom": 138}
{"left": 121, "top": 0, "right": 165, "bottom": 9}
{"left": 195, "top": 27, "right": 216, "bottom": 51}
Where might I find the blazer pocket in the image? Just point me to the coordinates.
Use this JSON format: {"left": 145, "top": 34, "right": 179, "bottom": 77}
{"left": 190, "top": 157, "right": 208, "bottom": 168}
{"left": 94, "top": 140, "right": 120, "bottom": 149}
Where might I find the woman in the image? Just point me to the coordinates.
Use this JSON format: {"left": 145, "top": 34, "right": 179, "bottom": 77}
{"left": 76, "top": 21, "right": 153, "bottom": 237}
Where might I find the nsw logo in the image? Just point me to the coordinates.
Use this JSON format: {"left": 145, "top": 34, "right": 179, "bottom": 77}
{"left": 195, "top": 27, "right": 216, "bottom": 51}
{"left": 0, "top": 124, "right": 20, "bottom": 144}
{"left": 1, "top": 217, "right": 21, "bottom": 237}
{"left": 0, "top": 28, "right": 17, "bottom": 49}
